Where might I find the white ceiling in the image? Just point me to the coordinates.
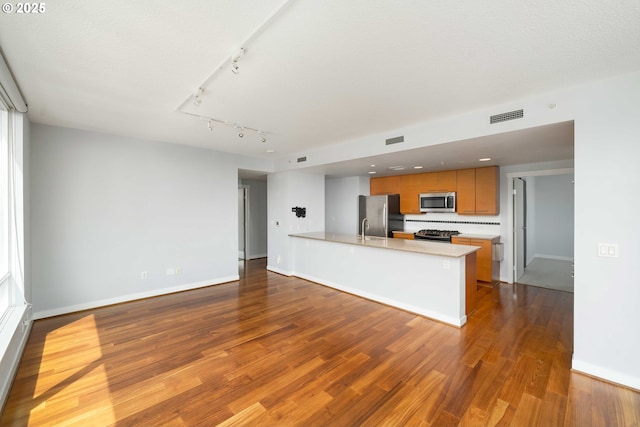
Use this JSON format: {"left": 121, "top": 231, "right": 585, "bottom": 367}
{"left": 1, "top": 0, "right": 639, "bottom": 176}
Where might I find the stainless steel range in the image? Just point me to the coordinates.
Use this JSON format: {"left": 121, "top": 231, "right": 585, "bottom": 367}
{"left": 414, "top": 229, "right": 460, "bottom": 242}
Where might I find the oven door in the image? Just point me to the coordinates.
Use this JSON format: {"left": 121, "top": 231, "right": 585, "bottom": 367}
{"left": 413, "top": 234, "right": 451, "bottom": 242}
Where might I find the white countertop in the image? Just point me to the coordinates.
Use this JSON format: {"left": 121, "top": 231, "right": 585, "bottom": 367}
{"left": 289, "top": 231, "right": 480, "bottom": 258}
{"left": 456, "top": 233, "right": 500, "bottom": 240}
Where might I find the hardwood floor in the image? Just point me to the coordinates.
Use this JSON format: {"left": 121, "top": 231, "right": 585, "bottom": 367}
{"left": 2, "top": 258, "right": 638, "bottom": 426}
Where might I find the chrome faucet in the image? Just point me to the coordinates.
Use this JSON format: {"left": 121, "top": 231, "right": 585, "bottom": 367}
{"left": 361, "top": 217, "right": 369, "bottom": 241}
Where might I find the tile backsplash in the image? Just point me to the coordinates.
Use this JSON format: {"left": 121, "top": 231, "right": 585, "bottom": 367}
{"left": 403, "top": 213, "right": 501, "bottom": 236}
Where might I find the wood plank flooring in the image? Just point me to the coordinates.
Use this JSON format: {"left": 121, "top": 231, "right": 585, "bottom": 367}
{"left": 2, "top": 258, "right": 638, "bottom": 426}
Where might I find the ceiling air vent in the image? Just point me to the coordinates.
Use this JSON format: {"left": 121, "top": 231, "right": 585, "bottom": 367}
{"left": 297, "top": 156, "right": 307, "bottom": 163}
{"left": 385, "top": 136, "right": 404, "bottom": 145}
{"left": 490, "top": 109, "right": 524, "bottom": 124}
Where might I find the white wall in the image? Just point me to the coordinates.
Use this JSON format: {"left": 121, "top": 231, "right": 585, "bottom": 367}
{"left": 532, "top": 174, "right": 574, "bottom": 260}
{"left": 325, "top": 176, "right": 369, "bottom": 234}
{"left": 571, "top": 73, "right": 640, "bottom": 389}
{"left": 276, "top": 70, "right": 640, "bottom": 389}
{"left": 267, "top": 171, "right": 325, "bottom": 275}
{"left": 30, "top": 124, "right": 243, "bottom": 318}
{"left": 240, "top": 179, "right": 268, "bottom": 259}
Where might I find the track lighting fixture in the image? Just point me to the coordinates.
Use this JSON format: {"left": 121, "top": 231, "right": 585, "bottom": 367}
{"left": 193, "top": 87, "right": 204, "bottom": 107}
{"left": 186, "top": 113, "right": 270, "bottom": 144}
{"left": 176, "top": 0, "right": 295, "bottom": 143}
{"left": 230, "top": 47, "right": 245, "bottom": 75}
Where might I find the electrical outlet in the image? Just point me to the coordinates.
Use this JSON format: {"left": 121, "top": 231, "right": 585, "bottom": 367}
{"left": 277, "top": 256, "right": 281, "bottom": 265}
{"left": 443, "top": 260, "right": 450, "bottom": 270}
{"left": 141, "top": 271, "right": 148, "bottom": 279}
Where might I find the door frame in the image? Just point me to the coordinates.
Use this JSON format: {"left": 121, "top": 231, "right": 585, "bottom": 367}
{"left": 506, "top": 167, "right": 574, "bottom": 284}
{"left": 513, "top": 177, "right": 527, "bottom": 282}
{"left": 238, "top": 185, "right": 249, "bottom": 260}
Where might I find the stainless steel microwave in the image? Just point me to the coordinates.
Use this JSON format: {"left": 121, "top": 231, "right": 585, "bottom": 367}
{"left": 419, "top": 192, "right": 456, "bottom": 213}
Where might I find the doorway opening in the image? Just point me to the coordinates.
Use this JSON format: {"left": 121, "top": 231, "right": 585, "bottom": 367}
{"left": 510, "top": 169, "right": 574, "bottom": 292}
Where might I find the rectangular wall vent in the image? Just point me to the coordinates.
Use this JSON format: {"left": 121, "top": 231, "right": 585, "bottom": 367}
{"left": 490, "top": 109, "right": 524, "bottom": 124}
{"left": 297, "top": 156, "right": 307, "bottom": 163}
{"left": 385, "top": 136, "right": 404, "bottom": 145}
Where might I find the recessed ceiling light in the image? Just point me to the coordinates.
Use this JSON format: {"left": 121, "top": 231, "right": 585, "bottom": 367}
{"left": 479, "top": 157, "right": 491, "bottom": 162}
{"left": 370, "top": 164, "right": 376, "bottom": 167}
{"left": 368, "top": 171, "right": 376, "bottom": 174}
{"left": 266, "top": 149, "right": 275, "bottom": 153}
{"left": 388, "top": 166, "right": 405, "bottom": 171}
{"left": 413, "top": 166, "right": 423, "bottom": 169}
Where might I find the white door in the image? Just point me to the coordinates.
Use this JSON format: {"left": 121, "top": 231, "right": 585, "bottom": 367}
{"left": 514, "top": 178, "right": 526, "bottom": 281}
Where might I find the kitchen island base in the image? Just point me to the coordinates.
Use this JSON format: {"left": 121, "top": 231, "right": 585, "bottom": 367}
{"left": 289, "top": 232, "right": 478, "bottom": 327}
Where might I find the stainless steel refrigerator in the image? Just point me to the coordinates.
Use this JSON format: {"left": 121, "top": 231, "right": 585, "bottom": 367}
{"left": 358, "top": 194, "right": 404, "bottom": 237}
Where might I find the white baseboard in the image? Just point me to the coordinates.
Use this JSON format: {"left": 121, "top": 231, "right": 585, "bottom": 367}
{"left": 533, "top": 254, "right": 574, "bottom": 262}
{"left": 292, "top": 271, "right": 465, "bottom": 328}
{"left": 266, "top": 265, "right": 293, "bottom": 276}
{"left": 33, "top": 275, "right": 240, "bottom": 320}
{"left": 572, "top": 357, "right": 640, "bottom": 390}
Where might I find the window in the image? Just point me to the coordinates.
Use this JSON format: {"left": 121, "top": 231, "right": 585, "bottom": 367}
{"left": 0, "top": 108, "right": 8, "bottom": 320}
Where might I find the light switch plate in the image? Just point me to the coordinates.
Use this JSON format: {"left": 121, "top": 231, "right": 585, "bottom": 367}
{"left": 597, "top": 243, "right": 619, "bottom": 258}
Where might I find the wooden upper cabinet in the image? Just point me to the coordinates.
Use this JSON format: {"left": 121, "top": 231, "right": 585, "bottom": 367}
{"left": 475, "top": 166, "right": 499, "bottom": 215}
{"left": 421, "top": 171, "right": 457, "bottom": 193}
{"left": 369, "top": 166, "right": 498, "bottom": 215}
{"left": 456, "top": 169, "right": 477, "bottom": 214}
{"left": 398, "top": 174, "right": 422, "bottom": 214}
{"left": 437, "top": 170, "right": 457, "bottom": 192}
{"left": 421, "top": 172, "right": 438, "bottom": 192}
{"left": 456, "top": 166, "right": 499, "bottom": 215}
{"left": 370, "top": 176, "right": 400, "bottom": 196}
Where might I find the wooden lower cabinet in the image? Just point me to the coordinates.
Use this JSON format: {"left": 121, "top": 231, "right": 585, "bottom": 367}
{"left": 452, "top": 236, "right": 499, "bottom": 283}
{"left": 392, "top": 232, "right": 415, "bottom": 240}
{"left": 465, "top": 252, "right": 477, "bottom": 315}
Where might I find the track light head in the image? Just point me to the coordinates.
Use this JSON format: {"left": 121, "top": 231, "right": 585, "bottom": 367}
{"left": 193, "top": 87, "right": 204, "bottom": 106}
{"left": 238, "top": 129, "right": 244, "bottom": 138}
{"left": 231, "top": 47, "right": 246, "bottom": 61}
{"left": 207, "top": 120, "right": 213, "bottom": 131}
{"left": 231, "top": 61, "right": 240, "bottom": 74}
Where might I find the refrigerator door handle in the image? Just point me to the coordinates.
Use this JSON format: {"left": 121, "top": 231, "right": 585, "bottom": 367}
{"left": 383, "top": 203, "right": 387, "bottom": 236}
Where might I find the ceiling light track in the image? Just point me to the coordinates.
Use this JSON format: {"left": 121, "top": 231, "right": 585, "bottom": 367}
{"left": 175, "top": 0, "right": 296, "bottom": 142}
{"left": 182, "top": 111, "right": 268, "bottom": 142}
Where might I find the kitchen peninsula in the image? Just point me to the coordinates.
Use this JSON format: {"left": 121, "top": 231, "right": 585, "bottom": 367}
{"left": 289, "top": 232, "right": 480, "bottom": 327}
